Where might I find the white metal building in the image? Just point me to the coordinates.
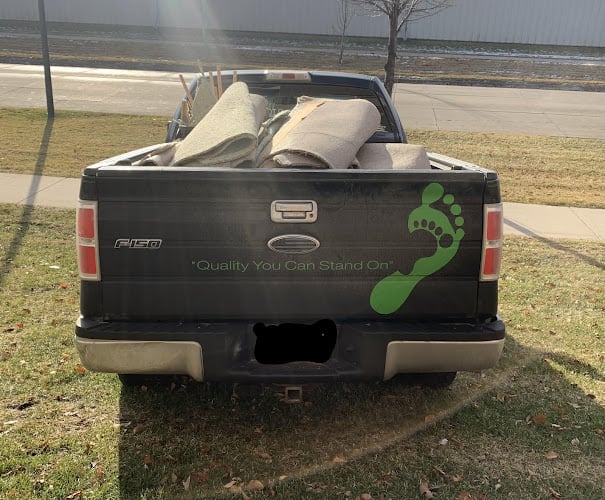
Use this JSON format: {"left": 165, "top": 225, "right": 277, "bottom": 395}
{"left": 1, "top": 0, "right": 604, "bottom": 47}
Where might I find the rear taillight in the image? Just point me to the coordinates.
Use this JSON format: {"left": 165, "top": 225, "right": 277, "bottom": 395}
{"left": 265, "top": 71, "right": 311, "bottom": 81}
{"left": 480, "top": 203, "right": 503, "bottom": 281}
{"left": 77, "top": 200, "right": 100, "bottom": 281}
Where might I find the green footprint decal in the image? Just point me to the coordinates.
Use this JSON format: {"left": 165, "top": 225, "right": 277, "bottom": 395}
{"left": 370, "top": 182, "right": 465, "bottom": 315}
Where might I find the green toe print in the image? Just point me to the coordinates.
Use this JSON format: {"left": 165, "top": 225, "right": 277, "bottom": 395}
{"left": 370, "top": 182, "right": 465, "bottom": 315}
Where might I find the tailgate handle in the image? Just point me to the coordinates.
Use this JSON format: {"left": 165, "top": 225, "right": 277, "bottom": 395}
{"left": 271, "top": 200, "right": 317, "bottom": 223}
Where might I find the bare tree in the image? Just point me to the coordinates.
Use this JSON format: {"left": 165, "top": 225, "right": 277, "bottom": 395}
{"left": 353, "top": 0, "right": 452, "bottom": 95}
{"left": 334, "top": 0, "right": 356, "bottom": 65}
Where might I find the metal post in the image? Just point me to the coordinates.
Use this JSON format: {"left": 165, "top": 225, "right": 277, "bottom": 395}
{"left": 38, "top": 0, "right": 55, "bottom": 119}
{"left": 200, "top": 0, "right": 207, "bottom": 45}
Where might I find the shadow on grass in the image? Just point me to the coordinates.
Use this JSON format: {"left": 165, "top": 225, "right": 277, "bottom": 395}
{"left": 0, "top": 118, "right": 54, "bottom": 287}
{"left": 504, "top": 218, "right": 605, "bottom": 271}
{"left": 114, "top": 333, "right": 603, "bottom": 499}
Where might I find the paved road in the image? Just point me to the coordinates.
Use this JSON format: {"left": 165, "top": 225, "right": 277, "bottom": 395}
{"left": 1, "top": 63, "right": 604, "bottom": 138}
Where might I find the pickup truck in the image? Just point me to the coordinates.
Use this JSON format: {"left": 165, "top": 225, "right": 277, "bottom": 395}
{"left": 75, "top": 70, "right": 505, "bottom": 389}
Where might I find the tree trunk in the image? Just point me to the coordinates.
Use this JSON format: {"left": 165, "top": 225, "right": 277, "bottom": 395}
{"left": 339, "top": 31, "right": 346, "bottom": 64}
{"left": 384, "top": 14, "right": 399, "bottom": 96}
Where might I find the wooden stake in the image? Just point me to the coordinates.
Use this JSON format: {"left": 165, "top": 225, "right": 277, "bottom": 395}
{"left": 208, "top": 70, "right": 217, "bottom": 99}
{"left": 178, "top": 74, "right": 194, "bottom": 106}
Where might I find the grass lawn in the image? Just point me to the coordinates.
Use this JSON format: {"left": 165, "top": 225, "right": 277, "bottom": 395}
{"left": 0, "top": 108, "right": 604, "bottom": 208}
{"left": 0, "top": 204, "right": 603, "bottom": 499}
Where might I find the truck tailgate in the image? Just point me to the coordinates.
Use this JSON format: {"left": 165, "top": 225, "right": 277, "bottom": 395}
{"left": 88, "top": 168, "right": 487, "bottom": 321}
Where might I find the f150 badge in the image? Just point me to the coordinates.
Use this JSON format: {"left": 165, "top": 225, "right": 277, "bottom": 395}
{"left": 114, "top": 239, "right": 163, "bottom": 249}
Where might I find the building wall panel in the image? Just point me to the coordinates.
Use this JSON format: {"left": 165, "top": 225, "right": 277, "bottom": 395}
{"left": 2, "top": 0, "right": 604, "bottom": 47}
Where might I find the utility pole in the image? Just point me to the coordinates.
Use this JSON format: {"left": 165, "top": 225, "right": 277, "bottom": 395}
{"left": 38, "top": 0, "right": 55, "bottom": 119}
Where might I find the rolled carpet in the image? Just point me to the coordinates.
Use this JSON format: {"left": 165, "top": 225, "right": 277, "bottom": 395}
{"left": 260, "top": 97, "right": 381, "bottom": 169}
{"left": 172, "top": 82, "right": 267, "bottom": 167}
{"left": 354, "top": 143, "right": 431, "bottom": 170}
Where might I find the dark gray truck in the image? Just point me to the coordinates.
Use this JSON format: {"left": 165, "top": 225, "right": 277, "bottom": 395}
{"left": 75, "top": 70, "right": 505, "bottom": 388}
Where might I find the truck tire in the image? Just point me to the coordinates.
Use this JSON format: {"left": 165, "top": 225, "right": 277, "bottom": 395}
{"left": 414, "top": 372, "right": 457, "bottom": 388}
{"left": 391, "top": 372, "right": 457, "bottom": 388}
{"left": 118, "top": 374, "right": 173, "bottom": 388}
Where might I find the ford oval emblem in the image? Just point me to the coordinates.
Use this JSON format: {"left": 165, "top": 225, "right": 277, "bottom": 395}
{"left": 267, "top": 234, "right": 320, "bottom": 254}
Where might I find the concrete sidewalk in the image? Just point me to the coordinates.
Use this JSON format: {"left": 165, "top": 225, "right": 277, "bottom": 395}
{"left": 1, "top": 172, "right": 603, "bottom": 241}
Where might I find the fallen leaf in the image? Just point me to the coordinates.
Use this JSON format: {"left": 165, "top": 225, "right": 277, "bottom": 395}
{"left": 16, "top": 323, "right": 24, "bottom": 330}
{"left": 545, "top": 451, "right": 559, "bottom": 460}
{"left": 247, "top": 479, "right": 264, "bottom": 491}
{"left": 424, "top": 414, "right": 437, "bottom": 424}
{"left": 228, "top": 485, "right": 247, "bottom": 499}
{"left": 193, "top": 471, "right": 209, "bottom": 484}
{"left": 224, "top": 480, "right": 237, "bottom": 489}
{"left": 549, "top": 487, "right": 562, "bottom": 499}
{"left": 496, "top": 392, "right": 506, "bottom": 402}
{"left": 95, "top": 467, "right": 105, "bottom": 480}
{"left": 457, "top": 494, "right": 473, "bottom": 500}
{"left": 379, "top": 470, "right": 395, "bottom": 484}
{"left": 75, "top": 364, "right": 87, "bottom": 374}
{"left": 60, "top": 283, "right": 69, "bottom": 289}
{"left": 182, "top": 475, "right": 191, "bottom": 491}
{"left": 211, "top": 461, "right": 234, "bottom": 478}
{"left": 532, "top": 414, "right": 547, "bottom": 425}
{"left": 256, "top": 450, "right": 272, "bottom": 461}
{"left": 133, "top": 424, "right": 144, "bottom": 434}
{"left": 595, "top": 428, "right": 604, "bottom": 435}
{"left": 66, "top": 492, "right": 83, "bottom": 500}
{"left": 143, "top": 455, "right": 153, "bottom": 466}
{"left": 357, "top": 494, "right": 372, "bottom": 500}
{"left": 571, "top": 438, "right": 580, "bottom": 446}
{"left": 332, "top": 455, "right": 347, "bottom": 463}
{"left": 420, "top": 481, "right": 434, "bottom": 499}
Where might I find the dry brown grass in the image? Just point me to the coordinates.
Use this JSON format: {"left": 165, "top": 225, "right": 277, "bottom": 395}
{"left": 0, "top": 108, "right": 166, "bottom": 178}
{"left": 408, "top": 129, "right": 605, "bottom": 208}
{"left": 0, "top": 109, "right": 603, "bottom": 209}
